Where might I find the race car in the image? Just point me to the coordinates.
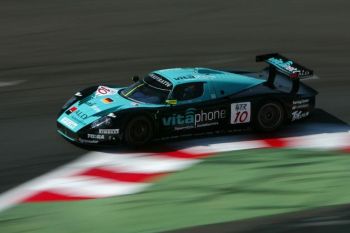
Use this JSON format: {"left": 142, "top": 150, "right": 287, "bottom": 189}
{"left": 57, "top": 53, "right": 318, "bottom": 146}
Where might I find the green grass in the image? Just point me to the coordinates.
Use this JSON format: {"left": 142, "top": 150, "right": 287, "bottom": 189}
{"left": 1, "top": 148, "right": 350, "bottom": 233}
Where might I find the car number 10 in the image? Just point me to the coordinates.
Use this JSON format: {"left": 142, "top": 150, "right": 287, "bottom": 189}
{"left": 230, "top": 102, "right": 251, "bottom": 124}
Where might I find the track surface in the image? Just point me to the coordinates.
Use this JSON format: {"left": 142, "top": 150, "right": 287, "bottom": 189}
{"left": 0, "top": 0, "right": 349, "bottom": 231}
{"left": 169, "top": 203, "right": 350, "bottom": 233}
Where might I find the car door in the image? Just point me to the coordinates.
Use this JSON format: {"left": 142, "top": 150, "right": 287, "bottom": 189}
{"left": 157, "top": 81, "right": 228, "bottom": 136}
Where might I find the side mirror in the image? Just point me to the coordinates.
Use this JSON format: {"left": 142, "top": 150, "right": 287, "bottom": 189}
{"left": 165, "top": 99, "right": 177, "bottom": 105}
{"left": 132, "top": 75, "right": 140, "bottom": 82}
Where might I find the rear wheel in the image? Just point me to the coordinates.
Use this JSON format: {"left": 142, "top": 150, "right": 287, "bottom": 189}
{"left": 124, "top": 116, "right": 153, "bottom": 146}
{"left": 255, "top": 101, "right": 285, "bottom": 132}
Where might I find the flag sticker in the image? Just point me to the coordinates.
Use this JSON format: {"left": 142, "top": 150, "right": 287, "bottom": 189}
{"left": 102, "top": 98, "right": 113, "bottom": 104}
{"left": 65, "top": 106, "right": 77, "bottom": 115}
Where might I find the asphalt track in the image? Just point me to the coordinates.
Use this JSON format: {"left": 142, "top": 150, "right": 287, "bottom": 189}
{"left": 0, "top": 0, "right": 349, "bottom": 232}
{"left": 169, "top": 203, "right": 350, "bottom": 233}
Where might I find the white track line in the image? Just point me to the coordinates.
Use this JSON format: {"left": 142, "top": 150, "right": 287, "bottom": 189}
{"left": 0, "top": 129, "right": 348, "bottom": 212}
{"left": 287, "top": 132, "right": 350, "bottom": 149}
{"left": 0, "top": 80, "right": 25, "bottom": 87}
{"left": 0, "top": 152, "right": 198, "bottom": 212}
{"left": 32, "top": 176, "right": 150, "bottom": 198}
{"left": 186, "top": 140, "right": 267, "bottom": 154}
{"left": 75, "top": 152, "right": 199, "bottom": 173}
{"left": 0, "top": 155, "right": 96, "bottom": 211}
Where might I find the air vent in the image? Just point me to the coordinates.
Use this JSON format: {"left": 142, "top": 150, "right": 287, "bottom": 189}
{"left": 196, "top": 68, "right": 222, "bottom": 75}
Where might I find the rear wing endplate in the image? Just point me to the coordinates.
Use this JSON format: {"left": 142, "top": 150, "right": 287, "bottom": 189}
{"left": 256, "top": 53, "right": 314, "bottom": 93}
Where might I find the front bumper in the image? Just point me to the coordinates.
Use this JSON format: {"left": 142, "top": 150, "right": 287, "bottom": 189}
{"left": 57, "top": 123, "right": 121, "bottom": 145}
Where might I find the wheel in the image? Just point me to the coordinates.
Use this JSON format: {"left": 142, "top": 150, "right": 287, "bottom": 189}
{"left": 124, "top": 116, "right": 153, "bottom": 146}
{"left": 255, "top": 101, "right": 285, "bottom": 132}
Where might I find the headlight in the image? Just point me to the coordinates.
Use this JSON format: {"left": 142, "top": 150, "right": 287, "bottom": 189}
{"left": 91, "top": 116, "right": 112, "bottom": 129}
{"left": 62, "top": 96, "right": 77, "bottom": 109}
{"left": 107, "top": 113, "right": 117, "bottom": 118}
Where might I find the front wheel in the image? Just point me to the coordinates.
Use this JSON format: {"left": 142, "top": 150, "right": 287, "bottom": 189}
{"left": 124, "top": 116, "right": 153, "bottom": 146}
{"left": 254, "top": 101, "right": 285, "bottom": 132}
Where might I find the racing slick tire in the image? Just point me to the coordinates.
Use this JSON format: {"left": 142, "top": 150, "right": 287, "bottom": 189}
{"left": 124, "top": 116, "right": 154, "bottom": 146}
{"left": 255, "top": 101, "right": 285, "bottom": 132}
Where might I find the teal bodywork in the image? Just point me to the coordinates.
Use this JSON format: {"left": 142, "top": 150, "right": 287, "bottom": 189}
{"left": 57, "top": 67, "right": 265, "bottom": 133}
{"left": 57, "top": 87, "right": 160, "bottom": 132}
{"left": 154, "top": 68, "right": 264, "bottom": 97}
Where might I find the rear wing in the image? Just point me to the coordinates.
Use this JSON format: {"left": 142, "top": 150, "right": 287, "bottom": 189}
{"left": 256, "top": 53, "right": 314, "bottom": 93}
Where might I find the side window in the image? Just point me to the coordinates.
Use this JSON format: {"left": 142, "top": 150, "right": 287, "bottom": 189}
{"left": 172, "top": 83, "right": 204, "bottom": 101}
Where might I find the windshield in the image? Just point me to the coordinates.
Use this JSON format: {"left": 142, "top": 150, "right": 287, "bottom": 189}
{"left": 121, "top": 80, "right": 171, "bottom": 104}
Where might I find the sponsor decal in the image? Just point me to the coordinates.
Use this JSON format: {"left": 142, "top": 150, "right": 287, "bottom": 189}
{"left": 95, "top": 86, "right": 117, "bottom": 96}
{"left": 292, "top": 99, "right": 309, "bottom": 105}
{"left": 268, "top": 58, "right": 299, "bottom": 74}
{"left": 292, "top": 99, "right": 310, "bottom": 110}
{"left": 78, "top": 138, "right": 99, "bottom": 144}
{"left": 230, "top": 102, "right": 251, "bottom": 124}
{"left": 99, "top": 129, "right": 119, "bottom": 134}
{"left": 174, "top": 75, "right": 195, "bottom": 81}
{"left": 74, "top": 110, "right": 88, "bottom": 120}
{"left": 60, "top": 117, "right": 78, "bottom": 129}
{"left": 102, "top": 97, "right": 113, "bottom": 104}
{"left": 66, "top": 106, "right": 89, "bottom": 121}
{"left": 91, "top": 117, "right": 112, "bottom": 129}
{"left": 65, "top": 106, "right": 77, "bottom": 115}
{"left": 267, "top": 57, "right": 311, "bottom": 77}
{"left": 162, "top": 108, "right": 226, "bottom": 130}
{"left": 149, "top": 73, "right": 172, "bottom": 88}
{"left": 292, "top": 110, "right": 309, "bottom": 121}
{"left": 87, "top": 134, "right": 105, "bottom": 140}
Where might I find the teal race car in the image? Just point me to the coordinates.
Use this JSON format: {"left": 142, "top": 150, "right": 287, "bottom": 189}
{"left": 57, "top": 53, "right": 317, "bottom": 146}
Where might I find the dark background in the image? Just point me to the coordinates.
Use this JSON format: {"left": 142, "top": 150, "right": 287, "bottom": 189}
{"left": 0, "top": 0, "right": 349, "bottom": 201}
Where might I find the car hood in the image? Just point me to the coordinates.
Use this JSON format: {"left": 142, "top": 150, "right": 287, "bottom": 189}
{"left": 57, "top": 86, "right": 149, "bottom": 132}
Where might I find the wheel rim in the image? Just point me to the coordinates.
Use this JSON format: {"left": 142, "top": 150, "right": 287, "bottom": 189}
{"left": 129, "top": 119, "right": 151, "bottom": 143}
{"left": 258, "top": 103, "right": 283, "bottom": 129}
